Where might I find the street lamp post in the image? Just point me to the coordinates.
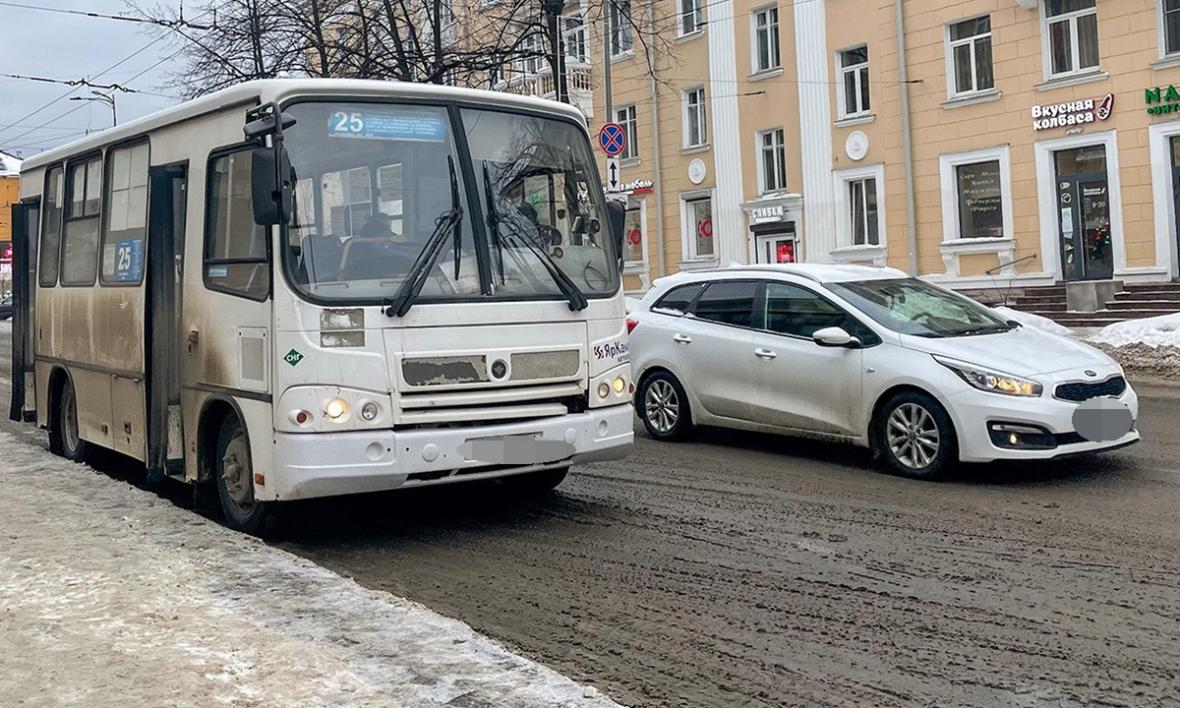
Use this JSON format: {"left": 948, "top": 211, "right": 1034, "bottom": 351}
{"left": 69, "top": 91, "right": 117, "bottom": 127}
{"left": 542, "top": 0, "right": 569, "bottom": 104}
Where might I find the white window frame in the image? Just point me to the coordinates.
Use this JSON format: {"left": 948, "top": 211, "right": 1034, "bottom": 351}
{"left": 677, "top": 0, "right": 704, "bottom": 37}
{"left": 682, "top": 87, "right": 707, "bottom": 148}
{"left": 610, "top": 0, "right": 635, "bottom": 58}
{"left": 750, "top": 5, "right": 781, "bottom": 74}
{"left": 615, "top": 104, "right": 638, "bottom": 160}
{"left": 756, "top": 128, "right": 786, "bottom": 194}
{"left": 835, "top": 45, "right": 871, "bottom": 119}
{"left": 680, "top": 190, "right": 717, "bottom": 263}
{"left": 1159, "top": 0, "right": 1180, "bottom": 58}
{"left": 519, "top": 31, "right": 545, "bottom": 75}
{"left": 944, "top": 15, "right": 993, "bottom": 98}
{"left": 832, "top": 164, "right": 886, "bottom": 254}
{"left": 623, "top": 197, "right": 648, "bottom": 270}
{"left": 938, "top": 145, "right": 1014, "bottom": 245}
{"left": 563, "top": 10, "right": 589, "bottom": 64}
{"left": 1041, "top": 0, "right": 1099, "bottom": 79}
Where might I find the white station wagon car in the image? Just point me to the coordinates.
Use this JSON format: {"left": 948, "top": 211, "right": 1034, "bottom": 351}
{"left": 627, "top": 264, "right": 1139, "bottom": 478}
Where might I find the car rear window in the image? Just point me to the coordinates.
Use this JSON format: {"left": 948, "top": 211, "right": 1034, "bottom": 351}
{"left": 652, "top": 283, "right": 703, "bottom": 314}
{"left": 692, "top": 281, "right": 757, "bottom": 328}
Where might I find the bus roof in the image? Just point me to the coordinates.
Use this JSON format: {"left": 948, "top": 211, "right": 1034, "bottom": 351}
{"left": 21, "top": 79, "right": 589, "bottom": 172}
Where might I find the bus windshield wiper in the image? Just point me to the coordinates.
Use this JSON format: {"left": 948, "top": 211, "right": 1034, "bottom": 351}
{"left": 481, "top": 161, "right": 506, "bottom": 285}
{"left": 384, "top": 156, "right": 463, "bottom": 318}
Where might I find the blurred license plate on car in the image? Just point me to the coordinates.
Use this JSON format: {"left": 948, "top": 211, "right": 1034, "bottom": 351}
{"left": 461, "top": 436, "right": 575, "bottom": 464}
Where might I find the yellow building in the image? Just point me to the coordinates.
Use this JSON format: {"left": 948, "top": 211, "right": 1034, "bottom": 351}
{"left": 581, "top": 0, "right": 1180, "bottom": 294}
{"left": 1, "top": 150, "right": 22, "bottom": 292}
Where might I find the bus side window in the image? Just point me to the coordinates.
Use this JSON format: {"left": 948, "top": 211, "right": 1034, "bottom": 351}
{"left": 204, "top": 150, "right": 270, "bottom": 300}
{"left": 60, "top": 155, "right": 103, "bottom": 286}
{"left": 100, "top": 142, "right": 150, "bottom": 285}
{"left": 38, "top": 166, "right": 64, "bottom": 287}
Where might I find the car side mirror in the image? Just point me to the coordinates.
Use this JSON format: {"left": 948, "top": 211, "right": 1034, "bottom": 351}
{"left": 813, "top": 326, "right": 859, "bottom": 348}
{"left": 251, "top": 145, "right": 294, "bottom": 226}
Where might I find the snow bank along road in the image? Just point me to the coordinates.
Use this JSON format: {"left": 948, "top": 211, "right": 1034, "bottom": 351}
{"left": 4, "top": 323, "right": 1180, "bottom": 706}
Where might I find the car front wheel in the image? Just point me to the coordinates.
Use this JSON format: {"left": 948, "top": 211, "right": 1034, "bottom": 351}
{"left": 875, "top": 391, "right": 957, "bottom": 479}
{"left": 638, "top": 371, "right": 691, "bottom": 441}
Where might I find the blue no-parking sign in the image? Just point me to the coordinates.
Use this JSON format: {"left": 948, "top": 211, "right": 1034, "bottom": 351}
{"left": 598, "top": 122, "right": 627, "bottom": 157}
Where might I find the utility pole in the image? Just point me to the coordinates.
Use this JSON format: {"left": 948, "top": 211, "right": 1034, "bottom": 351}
{"left": 602, "top": 0, "right": 614, "bottom": 122}
{"left": 542, "top": 0, "right": 569, "bottom": 103}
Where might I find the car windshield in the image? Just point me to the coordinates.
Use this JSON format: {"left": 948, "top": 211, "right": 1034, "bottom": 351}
{"left": 462, "top": 108, "right": 617, "bottom": 296}
{"left": 280, "top": 100, "right": 616, "bottom": 303}
{"left": 826, "top": 278, "right": 1014, "bottom": 338}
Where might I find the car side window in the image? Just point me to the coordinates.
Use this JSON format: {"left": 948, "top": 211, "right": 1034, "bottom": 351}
{"left": 652, "top": 283, "right": 703, "bottom": 314}
{"left": 691, "top": 280, "right": 757, "bottom": 328}
{"left": 762, "top": 281, "right": 880, "bottom": 344}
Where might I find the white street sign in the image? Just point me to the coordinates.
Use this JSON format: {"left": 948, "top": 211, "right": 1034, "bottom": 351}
{"left": 605, "top": 156, "right": 621, "bottom": 192}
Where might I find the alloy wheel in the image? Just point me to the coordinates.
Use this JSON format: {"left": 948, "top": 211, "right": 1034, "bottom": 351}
{"left": 886, "top": 402, "right": 941, "bottom": 470}
{"left": 644, "top": 379, "right": 680, "bottom": 434}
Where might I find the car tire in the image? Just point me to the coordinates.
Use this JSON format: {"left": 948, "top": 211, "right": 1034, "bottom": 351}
{"left": 501, "top": 467, "right": 569, "bottom": 495}
{"left": 51, "top": 377, "right": 90, "bottom": 462}
{"left": 214, "top": 415, "right": 275, "bottom": 536}
{"left": 638, "top": 371, "right": 692, "bottom": 441}
{"left": 874, "top": 391, "right": 957, "bottom": 480}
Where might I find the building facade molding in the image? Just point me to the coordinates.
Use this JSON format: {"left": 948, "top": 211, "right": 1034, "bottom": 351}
{"left": 706, "top": 0, "right": 746, "bottom": 265}
{"left": 794, "top": 0, "right": 836, "bottom": 263}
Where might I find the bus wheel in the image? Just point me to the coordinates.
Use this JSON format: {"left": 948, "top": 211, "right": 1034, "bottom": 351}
{"left": 214, "top": 416, "right": 273, "bottom": 535}
{"left": 51, "top": 378, "right": 90, "bottom": 462}
{"left": 501, "top": 467, "right": 569, "bottom": 495}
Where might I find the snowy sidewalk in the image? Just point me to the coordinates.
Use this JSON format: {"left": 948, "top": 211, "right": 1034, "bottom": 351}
{"left": 0, "top": 431, "right": 620, "bottom": 707}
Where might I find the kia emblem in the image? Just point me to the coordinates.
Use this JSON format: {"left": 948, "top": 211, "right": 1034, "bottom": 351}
{"left": 1084, "top": 370, "right": 1097, "bottom": 377}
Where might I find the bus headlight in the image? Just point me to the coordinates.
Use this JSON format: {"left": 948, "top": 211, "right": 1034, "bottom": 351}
{"left": 612, "top": 375, "right": 626, "bottom": 394}
{"left": 597, "top": 382, "right": 611, "bottom": 399}
{"left": 324, "top": 397, "right": 350, "bottom": 421}
{"left": 360, "top": 401, "right": 380, "bottom": 421}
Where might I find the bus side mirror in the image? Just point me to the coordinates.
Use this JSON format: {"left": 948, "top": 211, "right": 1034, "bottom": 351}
{"left": 605, "top": 199, "right": 626, "bottom": 266}
{"left": 251, "top": 145, "right": 293, "bottom": 226}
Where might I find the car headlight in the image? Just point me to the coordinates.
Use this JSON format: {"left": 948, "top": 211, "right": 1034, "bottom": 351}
{"left": 935, "top": 356, "right": 1043, "bottom": 397}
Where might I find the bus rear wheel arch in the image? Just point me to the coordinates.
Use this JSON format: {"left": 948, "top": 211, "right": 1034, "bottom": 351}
{"left": 200, "top": 402, "right": 275, "bottom": 536}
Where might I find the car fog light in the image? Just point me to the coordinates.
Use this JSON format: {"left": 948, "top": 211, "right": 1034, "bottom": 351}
{"left": 612, "top": 376, "right": 626, "bottom": 394}
{"left": 324, "top": 397, "right": 349, "bottom": 421}
{"left": 361, "top": 401, "right": 380, "bottom": 421}
{"left": 597, "top": 382, "right": 610, "bottom": 399}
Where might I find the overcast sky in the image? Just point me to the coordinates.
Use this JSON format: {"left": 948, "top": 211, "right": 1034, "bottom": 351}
{"left": 0, "top": 0, "right": 189, "bottom": 158}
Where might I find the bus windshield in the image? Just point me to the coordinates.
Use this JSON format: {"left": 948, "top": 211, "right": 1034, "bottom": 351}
{"left": 281, "top": 100, "right": 617, "bottom": 304}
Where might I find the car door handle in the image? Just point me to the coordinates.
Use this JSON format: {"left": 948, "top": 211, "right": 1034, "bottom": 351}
{"left": 754, "top": 348, "right": 777, "bottom": 360}
{"left": 673, "top": 334, "right": 692, "bottom": 344}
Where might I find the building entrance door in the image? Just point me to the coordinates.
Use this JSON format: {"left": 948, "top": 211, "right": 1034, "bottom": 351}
{"left": 1171, "top": 136, "right": 1180, "bottom": 276}
{"left": 752, "top": 221, "right": 797, "bottom": 264}
{"left": 1055, "top": 145, "right": 1112, "bottom": 281}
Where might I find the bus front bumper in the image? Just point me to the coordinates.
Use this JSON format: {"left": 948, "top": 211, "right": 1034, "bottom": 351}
{"left": 266, "top": 403, "right": 634, "bottom": 501}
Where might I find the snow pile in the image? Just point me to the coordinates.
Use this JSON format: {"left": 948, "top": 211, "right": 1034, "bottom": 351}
{"left": 1088, "top": 312, "right": 1180, "bottom": 349}
{"left": 992, "top": 306, "right": 1071, "bottom": 336}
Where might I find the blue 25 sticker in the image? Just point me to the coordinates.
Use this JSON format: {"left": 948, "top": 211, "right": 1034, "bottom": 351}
{"left": 112, "top": 238, "right": 144, "bottom": 282}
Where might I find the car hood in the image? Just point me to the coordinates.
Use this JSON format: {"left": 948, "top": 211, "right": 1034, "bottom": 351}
{"left": 899, "top": 325, "right": 1115, "bottom": 376}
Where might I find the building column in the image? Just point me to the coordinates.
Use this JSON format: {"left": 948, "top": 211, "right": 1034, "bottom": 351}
{"left": 794, "top": 0, "right": 836, "bottom": 262}
{"left": 706, "top": 0, "right": 746, "bottom": 264}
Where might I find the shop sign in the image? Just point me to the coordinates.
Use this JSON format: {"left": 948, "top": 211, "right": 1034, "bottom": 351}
{"left": 1145, "top": 84, "right": 1180, "bottom": 116}
{"left": 751, "top": 205, "right": 786, "bottom": 224}
{"left": 1031, "top": 93, "right": 1113, "bottom": 130}
{"left": 619, "top": 178, "right": 653, "bottom": 195}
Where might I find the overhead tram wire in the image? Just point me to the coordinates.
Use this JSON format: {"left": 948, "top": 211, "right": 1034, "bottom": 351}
{"left": 0, "top": 1, "right": 214, "bottom": 29}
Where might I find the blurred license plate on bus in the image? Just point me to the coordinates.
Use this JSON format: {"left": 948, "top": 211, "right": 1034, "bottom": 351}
{"left": 461, "top": 436, "right": 574, "bottom": 464}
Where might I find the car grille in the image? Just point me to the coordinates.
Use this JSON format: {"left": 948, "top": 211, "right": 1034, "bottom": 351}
{"left": 1055, "top": 375, "right": 1126, "bottom": 402}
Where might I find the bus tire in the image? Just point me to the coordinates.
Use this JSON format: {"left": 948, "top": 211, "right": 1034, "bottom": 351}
{"left": 51, "top": 376, "right": 90, "bottom": 462}
{"left": 213, "top": 414, "right": 274, "bottom": 535}
{"left": 501, "top": 467, "right": 569, "bottom": 495}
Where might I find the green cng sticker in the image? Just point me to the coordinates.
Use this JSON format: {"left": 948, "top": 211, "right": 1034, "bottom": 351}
{"left": 284, "top": 349, "right": 304, "bottom": 367}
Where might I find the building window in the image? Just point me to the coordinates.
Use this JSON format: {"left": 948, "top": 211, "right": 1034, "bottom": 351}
{"left": 610, "top": 0, "right": 634, "bottom": 57}
{"left": 520, "top": 31, "right": 544, "bottom": 75}
{"left": 624, "top": 201, "right": 644, "bottom": 265}
{"left": 947, "top": 16, "right": 993, "bottom": 96}
{"left": 563, "top": 11, "right": 588, "bottom": 63}
{"left": 847, "top": 177, "right": 879, "bottom": 246}
{"left": 752, "top": 7, "right": 781, "bottom": 73}
{"left": 838, "top": 46, "right": 870, "bottom": 118}
{"left": 61, "top": 155, "right": 102, "bottom": 286}
{"left": 100, "top": 141, "right": 150, "bottom": 284}
{"left": 1044, "top": 0, "right": 1098, "bottom": 77}
{"left": 683, "top": 194, "right": 714, "bottom": 260}
{"left": 616, "top": 105, "right": 638, "bottom": 159}
{"left": 1163, "top": 0, "right": 1180, "bottom": 55}
{"left": 678, "top": 0, "right": 703, "bottom": 36}
{"left": 683, "top": 87, "right": 707, "bottom": 148}
{"left": 956, "top": 161, "right": 1004, "bottom": 238}
{"left": 758, "top": 128, "right": 786, "bottom": 193}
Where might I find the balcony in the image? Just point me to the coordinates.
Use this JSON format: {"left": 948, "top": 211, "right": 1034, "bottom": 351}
{"left": 496, "top": 61, "right": 594, "bottom": 118}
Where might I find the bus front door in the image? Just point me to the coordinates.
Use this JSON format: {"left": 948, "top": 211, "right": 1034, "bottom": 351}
{"left": 145, "top": 163, "right": 188, "bottom": 481}
{"left": 9, "top": 199, "right": 39, "bottom": 423}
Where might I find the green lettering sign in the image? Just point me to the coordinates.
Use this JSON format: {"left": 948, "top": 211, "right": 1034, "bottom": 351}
{"left": 1147, "top": 86, "right": 1162, "bottom": 104}
{"left": 1167, "top": 85, "right": 1180, "bottom": 102}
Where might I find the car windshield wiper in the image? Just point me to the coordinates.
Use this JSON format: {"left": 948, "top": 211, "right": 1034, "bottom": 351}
{"left": 384, "top": 156, "right": 463, "bottom": 318}
{"left": 481, "top": 160, "right": 588, "bottom": 312}
{"left": 949, "top": 324, "right": 1012, "bottom": 337}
